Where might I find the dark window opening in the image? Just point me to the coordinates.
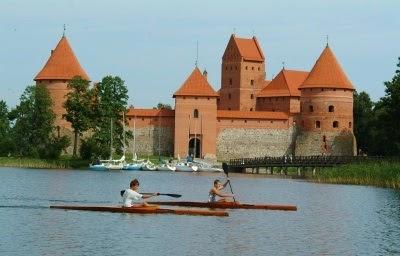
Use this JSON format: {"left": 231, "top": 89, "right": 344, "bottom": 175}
{"left": 193, "top": 109, "right": 199, "bottom": 118}
{"left": 316, "top": 121, "right": 321, "bottom": 128}
{"left": 328, "top": 105, "right": 334, "bottom": 112}
{"left": 250, "top": 108, "right": 253, "bottom": 111}
{"left": 245, "top": 66, "right": 248, "bottom": 70}
{"left": 250, "top": 94, "right": 254, "bottom": 99}
{"left": 309, "top": 105, "right": 314, "bottom": 112}
{"left": 333, "top": 121, "right": 339, "bottom": 128}
{"left": 349, "top": 122, "right": 352, "bottom": 128}
{"left": 229, "top": 78, "right": 232, "bottom": 85}
{"left": 252, "top": 67, "right": 254, "bottom": 70}
{"left": 250, "top": 80, "right": 254, "bottom": 85}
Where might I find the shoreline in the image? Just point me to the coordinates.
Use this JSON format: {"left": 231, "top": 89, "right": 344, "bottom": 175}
{"left": 1, "top": 157, "right": 399, "bottom": 190}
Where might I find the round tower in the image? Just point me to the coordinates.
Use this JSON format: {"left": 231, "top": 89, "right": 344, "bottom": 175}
{"left": 34, "top": 35, "right": 89, "bottom": 129}
{"left": 296, "top": 45, "right": 356, "bottom": 156}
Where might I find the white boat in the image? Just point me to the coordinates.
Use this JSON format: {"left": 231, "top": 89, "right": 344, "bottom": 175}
{"left": 157, "top": 164, "right": 176, "bottom": 171}
{"left": 89, "top": 162, "right": 108, "bottom": 171}
{"left": 175, "top": 162, "right": 198, "bottom": 172}
{"left": 123, "top": 162, "right": 143, "bottom": 170}
{"left": 106, "top": 155, "right": 125, "bottom": 170}
{"left": 142, "top": 160, "right": 157, "bottom": 171}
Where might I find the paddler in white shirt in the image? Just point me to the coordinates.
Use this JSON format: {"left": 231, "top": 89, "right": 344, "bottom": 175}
{"left": 122, "top": 179, "right": 159, "bottom": 207}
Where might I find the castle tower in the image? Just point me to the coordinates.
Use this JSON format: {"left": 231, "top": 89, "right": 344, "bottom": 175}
{"left": 296, "top": 45, "right": 356, "bottom": 155}
{"left": 219, "top": 34, "right": 266, "bottom": 111}
{"left": 34, "top": 35, "right": 89, "bottom": 129}
{"left": 173, "top": 67, "right": 218, "bottom": 159}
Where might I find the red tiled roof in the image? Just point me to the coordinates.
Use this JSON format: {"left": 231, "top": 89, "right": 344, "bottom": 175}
{"left": 217, "top": 110, "right": 288, "bottom": 120}
{"left": 126, "top": 108, "right": 175, "bottom": 117}
{"left": 173, "top": 67, "right": 218, "bottom": 97}
{"left": 233, "top": 35, "right": 264, "bottom": 61}
{"left": 35, "top": 36, "right": 89, "bottom": 81}
{"left": 300, "top": 46, "right": 353, "bottom": 90}
{"left": 258, "top": 70, "right": 308, "bottom": 97}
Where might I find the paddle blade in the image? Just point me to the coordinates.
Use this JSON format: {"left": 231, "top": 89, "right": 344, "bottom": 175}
{"left": 222, "top": 162, "right": 229, "bottom": 175}
{"left": 161, "top": 193, "right": 182, "bottom": 198}
{"left": 120, "top": 190, "right": 125, "bottom": 197}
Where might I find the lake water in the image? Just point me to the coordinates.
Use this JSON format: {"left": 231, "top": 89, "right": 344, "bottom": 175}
{"left": 0, "top": 167, "right": 399, "bottom": 256}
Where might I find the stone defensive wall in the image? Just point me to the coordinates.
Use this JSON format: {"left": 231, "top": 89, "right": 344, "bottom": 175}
{"left": 216, "top": 110, "right": 296, "bottom": 160}
{"left": 126, "top": 108, "right": 175, "bottom": 157}
{"left": 294, "top": 130, "right": 356, "bottom": 156}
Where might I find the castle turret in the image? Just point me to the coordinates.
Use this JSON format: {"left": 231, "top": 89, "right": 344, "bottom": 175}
{"left": 296, "top": 45, "right": 356, "bottom": 155}
{"left": 219, "top": 34, "right": 266, "bottom": 111}
{"left": 173, "top": 67, "right": 218, "bottom": 159}
{"left": 34, "top": 35, "right": 89, "bottom": 128}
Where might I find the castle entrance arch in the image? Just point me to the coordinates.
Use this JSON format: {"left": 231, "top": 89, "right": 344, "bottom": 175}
{"left": 188, "top": 138, "right": 201, "bottom": 158}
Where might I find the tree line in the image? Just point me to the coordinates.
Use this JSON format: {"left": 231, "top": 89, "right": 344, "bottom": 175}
{"left": 354, "top": 58, "right": 400, "bottom": 156}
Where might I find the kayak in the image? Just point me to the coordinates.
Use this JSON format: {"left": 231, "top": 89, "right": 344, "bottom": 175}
{"left": 149, "top": 201, "right": 297, "bottom": 211}
{"left": 50, "top": 205, "right": 229, "bottom": 217}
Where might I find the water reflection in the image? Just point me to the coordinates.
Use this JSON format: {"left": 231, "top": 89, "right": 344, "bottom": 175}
{"left": 0, "top": 167, "right": 399, "bottom": 255}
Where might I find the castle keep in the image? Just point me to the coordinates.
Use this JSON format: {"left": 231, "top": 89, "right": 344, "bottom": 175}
{"left": 35, "top": 34, "right": 356, "bottom": 160}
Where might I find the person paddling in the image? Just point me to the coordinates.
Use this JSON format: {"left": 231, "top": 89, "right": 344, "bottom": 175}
{"left": 122, "top": 179, "right": 159, "bottom": 207}
{"left": 209, "top": 179, "right": 234, "bottom": 202}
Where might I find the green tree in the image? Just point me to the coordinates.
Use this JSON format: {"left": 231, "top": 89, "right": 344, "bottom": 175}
{"left": 154, "top": 102, "right": 172, "bottom": 110}
{"left": 9, "top": 85, "right": 69, "bottom": 158}
{"left": 371, "top": 57, "right": 400, "bottom": 155}
{"left": 353, "top": 91, "right": 374, "bottom": 154}
{"left": 0, "top": 100, "right": 14, "bottom": 155}
{"left": 88, "top": 76, "right": 130, "bottom": 159}
{"left": 63, "top": 76, "right": 93, "bottom": 157}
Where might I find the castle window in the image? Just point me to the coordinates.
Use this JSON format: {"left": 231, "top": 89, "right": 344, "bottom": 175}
{"left": 321, "top": 89, "right": 324, "bottom": 92}
{"left": 315, "top": 121, "right": 321, "bottom": 128}
{"left": 228, "top": 93, "right": 231, "bottom": 99}
{"left": 333, "top": 121, "right": 339, "bottom": 128}
{"left": 250, "top": 94, "right": 254, "bottom": 99}
{"left": 142, "top": 118, "right": 145, "bottom": 121}
{"left": 270, "top": 121, "right": 273, "bottom": 123}
{"left": 252, "top": 67, "right": 254, "bottom": 70}
{"left": 250, "top": 80, "right": 254, "bottom": 85}
{"left": 323, "top": 135, "right": 326, "bottom": 142}
{"left": 193, "top": 109, "right": 199, "bottom": 118}
{"left": 128, "top": 118, "right": 131, "bottom": 121}
{"left": 258, "top": 67, "right": 260, "bottom": 71}
{"left": 195, "top": 97, "right": 198, "bottom": 100}
{"left": 207, "top": 97, "right": 210, "bottom": 100}
{"left": 328, "top": 105, "right": 334, "bottom": 112}
{"left": 229, "top": 78, "right": 232, "bottom": 85}
{"left": 225, "top": 66, "right": 228, "bottom": 70}
{"left": 349, "top": 122, "right": 352, "bottom": 128}
{"left": 309, "top": 105, "right": 314, "bottom": 112}
{"left": 245, "top": 66, "right": 248, "bottom": 70}
{"left": 250, "top": 108, "right": 253, "bottom": 111}
{"left": 244, "top": 120, "right": 247, "bottom": 123}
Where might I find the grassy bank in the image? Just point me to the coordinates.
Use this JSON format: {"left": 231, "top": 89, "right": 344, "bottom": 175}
{"left": 311, "top": 161, "right": 400, "bottom": 189}
{"left": 0, "top": 157, "right": 90, "bottom": 169}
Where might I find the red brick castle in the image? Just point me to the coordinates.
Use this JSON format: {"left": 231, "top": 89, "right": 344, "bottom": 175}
{"left": 35, "top": 34, "right": 356, "bottom": 160}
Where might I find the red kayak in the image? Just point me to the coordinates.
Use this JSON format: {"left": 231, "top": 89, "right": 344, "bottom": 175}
{"left": 50, "top": 205, "right": 229, "bottom": 217}
{"left": 149, "top": 201, "right": 297, "bottom": 211}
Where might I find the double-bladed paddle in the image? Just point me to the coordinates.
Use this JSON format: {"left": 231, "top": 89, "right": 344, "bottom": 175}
{"left": 222, "top": 162, "right": 236, "bottom": 202}
{"left": 120, "top": 190, "right": 181, "bottom": 198}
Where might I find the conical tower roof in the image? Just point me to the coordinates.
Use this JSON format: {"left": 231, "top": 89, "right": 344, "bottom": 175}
{"left": 34, "top": 36, "right": 89, "bottom": 81}
{"left": 300, "top": 46, "right": 353, "bottom": 90}
{"left": 173, "top": 67, "right": 218, "bottom": 97}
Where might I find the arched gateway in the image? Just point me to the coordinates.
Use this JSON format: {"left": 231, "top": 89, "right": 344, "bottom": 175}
{"left": 188, "top": 138, "right": 201, "bottom": 158}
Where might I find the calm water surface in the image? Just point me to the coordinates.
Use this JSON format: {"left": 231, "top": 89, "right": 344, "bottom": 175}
{"left": 0, "top": 167, "right": 399, "bottom": 256}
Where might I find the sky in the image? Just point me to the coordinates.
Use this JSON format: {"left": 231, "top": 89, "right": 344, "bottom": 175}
{"left": 0, "top": 0, "right": 399, "bottom": 108}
